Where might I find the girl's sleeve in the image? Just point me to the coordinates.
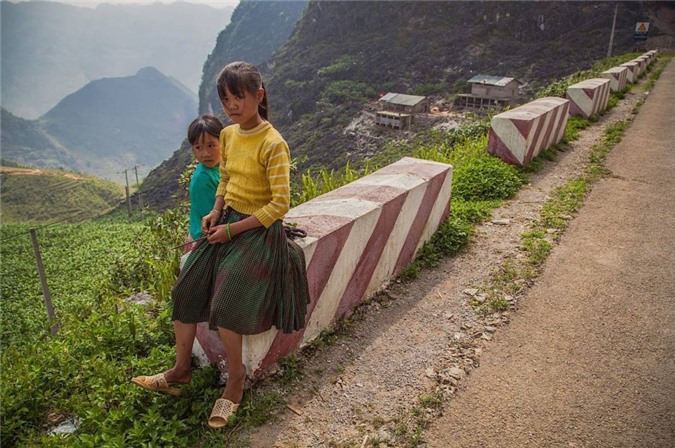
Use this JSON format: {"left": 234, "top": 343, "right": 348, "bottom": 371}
{"left": 215, "top": 130, "right": 230, "bottom": 198}
{"left": 254, "top": 140, "right": 291, "bottom": 228}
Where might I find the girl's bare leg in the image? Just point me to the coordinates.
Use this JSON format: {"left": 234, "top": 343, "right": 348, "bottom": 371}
{"left": 217, "top": 327, "right": 246, "bottom": 404}
{"left": 163, "top": 321, "right": 196, "bottom": 384}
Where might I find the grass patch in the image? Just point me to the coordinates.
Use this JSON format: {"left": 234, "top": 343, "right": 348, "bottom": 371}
{"left": 520, "top": 230, "right": 552, "bottom": 266}
{"left": 564, "top": 116, "right": 592, "bottom": 143}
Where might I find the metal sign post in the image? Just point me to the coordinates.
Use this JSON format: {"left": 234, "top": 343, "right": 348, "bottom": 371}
{"left": 634, "top": 22, "right": 649, "bottom": 52}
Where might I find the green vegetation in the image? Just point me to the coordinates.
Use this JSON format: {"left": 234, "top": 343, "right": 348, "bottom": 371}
{"left": 535, "top": 53, "right": 641, "bottom": 98}
{"left": 318, "top": 55, "right": 358, "bottom": 77}
{"left": 1, "top": 52, "right": 659, "bottom": 446}
{"left": 321, "top": 80, "right": 377, "bottom": 104}
{"left": 0, "top": 165, "right": 124, "bottom": 223}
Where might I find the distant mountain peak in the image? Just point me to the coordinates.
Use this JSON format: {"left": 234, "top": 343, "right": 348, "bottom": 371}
{"left": 136, "top": 66, "right": 164, "bottom": 80}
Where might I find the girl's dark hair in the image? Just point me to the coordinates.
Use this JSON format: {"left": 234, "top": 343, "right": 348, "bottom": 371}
{"left": 187, "top": 114, "right": 223, "bottom": 145}
{"left": 216, "top": 61, "right": 269, "bottom": 120}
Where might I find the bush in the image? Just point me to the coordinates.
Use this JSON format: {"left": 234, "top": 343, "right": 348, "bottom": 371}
{"left": 452, "top": 156, "right": 523, "bottom": 201}
{"left": 321, "top": 80, "right": 373, "bottom": 104}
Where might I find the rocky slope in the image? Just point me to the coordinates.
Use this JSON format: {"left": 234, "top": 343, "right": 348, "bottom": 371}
{"left": 141, "top": 0, "right": 673, "bottom": 210}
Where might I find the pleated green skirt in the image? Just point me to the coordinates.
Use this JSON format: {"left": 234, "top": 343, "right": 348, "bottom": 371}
{"left": 171, "top": 208, "right": 310, "bottom": 335}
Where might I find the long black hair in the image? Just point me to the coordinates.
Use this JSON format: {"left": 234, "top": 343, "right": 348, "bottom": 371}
{"left": 216, "top": 61, "right": 269, "bottom": 121}
{"left": 187, "top": 114, "right": 223, "bottom": 145}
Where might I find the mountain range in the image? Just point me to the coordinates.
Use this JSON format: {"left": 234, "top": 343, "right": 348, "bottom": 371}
{"left": 140, "top": 0, "right": 674, "bottom": 210}
{"left": 1, "top": 67, "right": 197, "bottom": 182}
{"left": 140, "top": 0, "right": 308, "bottom": 208}
{"left": 0, "top": 0, "right": 233, "bottom": 119}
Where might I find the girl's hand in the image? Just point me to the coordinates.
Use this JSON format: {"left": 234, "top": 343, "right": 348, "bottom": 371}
{"left": 201, "top": 210, "right": 220, "bottom": 234}
{"left": 207, "top": 225, "right": 229, "bottom": 244}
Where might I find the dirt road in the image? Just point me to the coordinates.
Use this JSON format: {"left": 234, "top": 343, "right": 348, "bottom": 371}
{"left": 425, "top": 62, "right": 675, "bottom": 447}
{"left": 246, "top": 61, "right": 674, "bottom": 448}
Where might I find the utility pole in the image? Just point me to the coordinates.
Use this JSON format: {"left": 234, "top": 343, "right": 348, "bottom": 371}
{"left": 124, "top": 169, "right": 132, "bottom": 221}
{"left": 134, "top": 165, "right": 143, "bottom": 217}
{"left": 30, "top": 228, "right": 58, "bottom": 335}
{"left": 607, "top": 2, "right": 619, "bottom": 58}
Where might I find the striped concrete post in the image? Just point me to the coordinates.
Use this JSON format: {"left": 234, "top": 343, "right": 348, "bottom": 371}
{"left": 566, "top": 78, "right": 611, "bottom": 119}
{"left": 620, "top": 61, "right": 639, "bottom": 83}
{"left": 632, "top": 58, "right": 647, "bottom": 77}
{"left": 644, "top": 52, "right": 655, "bottom": 65}
{"left": 196, "top": 157, "right": 454, "bottom": 377}
{"left": 637, "top": 56, "right": 650, "bottom": 70}
{"left": 487, "top": 97, "right": 570, "bottom": 166}
{"left": 601, "top": 67, "right": 628, "bottom": 92}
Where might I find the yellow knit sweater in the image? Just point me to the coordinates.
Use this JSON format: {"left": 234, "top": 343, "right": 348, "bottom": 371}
{"left": 216, "top": 121, "right": 291, "bottom": 228}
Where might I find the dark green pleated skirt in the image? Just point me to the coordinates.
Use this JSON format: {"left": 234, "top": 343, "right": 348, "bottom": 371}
{"left": 171, "top": 208, "right": 310, "bottom": 335}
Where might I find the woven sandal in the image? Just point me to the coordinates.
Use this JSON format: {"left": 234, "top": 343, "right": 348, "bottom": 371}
{"left": 208, "top": 398, "right": 240, "bottom": 429}
{"left": 130, "top": 373, "right": 181, "bottom": 396}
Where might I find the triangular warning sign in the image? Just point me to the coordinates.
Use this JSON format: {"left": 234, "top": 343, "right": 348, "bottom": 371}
{"left": 638, "top": 23, "right": 647, "bottom": 32}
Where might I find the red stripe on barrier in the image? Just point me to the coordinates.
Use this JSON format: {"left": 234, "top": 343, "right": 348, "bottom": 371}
{"left": 256, "top": 220, "right": 355, "bottom": 374}
{"left": 524, "top": 115, "right": 545, "bottom": 162}
{"left": 539, "top": 107, "right": 559, "bottom": 153}
{"left": 336, "top": 194, "right": 408, "bottom": 318}
{"left": 568, "top": 98, "right": 584, "bottom": 118}
{"left": 488, "top": 130, "right": 522, "bottom": 165}
{"left": 393, "top": 173, "right": 446, "bottom": 275}
{"left": 512, "top": 118, "right": 533, "bottom": 140}
{"left": 551, "top": 101, "right": 569, "bottom": 144}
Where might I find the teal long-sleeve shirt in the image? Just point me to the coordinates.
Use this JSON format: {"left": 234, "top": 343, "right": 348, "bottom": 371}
{"left": 189, "top": 163, "right": 220, "bottom": 240}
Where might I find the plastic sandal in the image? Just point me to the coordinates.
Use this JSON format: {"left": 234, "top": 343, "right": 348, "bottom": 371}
{"left": 208, "top": 398, "right": 240, "bottom": 428}
{"left": 130, "top": 373, "right": 181, "bottom": 396}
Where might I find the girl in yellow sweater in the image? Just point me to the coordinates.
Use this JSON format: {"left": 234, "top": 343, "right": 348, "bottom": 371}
{"left": 132, "top": 62, "right": 310, "bottom": 428}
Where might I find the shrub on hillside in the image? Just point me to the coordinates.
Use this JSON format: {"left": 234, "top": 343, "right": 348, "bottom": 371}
{"left": 452, "top": 156, "right": 523, "bottom": 201}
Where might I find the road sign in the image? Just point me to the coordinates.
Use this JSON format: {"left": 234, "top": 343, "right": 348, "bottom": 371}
{"left": 635, "top": 22, "right": 650, "bottom": 33}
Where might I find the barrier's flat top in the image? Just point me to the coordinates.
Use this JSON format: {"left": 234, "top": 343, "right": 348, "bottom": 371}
{"left": 568, "top": 78, "right": 610, "bottom": 89}
{"left": 602, "top": 67, "right": 629, "bottom": 74}
{"left": 494, "top": 97, "right": 568, "bottom": 119}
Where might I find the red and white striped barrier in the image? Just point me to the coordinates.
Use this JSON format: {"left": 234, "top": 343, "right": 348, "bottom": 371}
{"left": 487, "top": 97, "right": 570, "bottom": 166}
{"left": 632, "top": 58, "right": 647, "bottom": 76}
{"left": 566, "top": 78, "right": 611, "bottom": 119}
{"left": 601, "top": 67, "right": 628, "bottom": 92}
{"left": 620, "top": 61, "right": 640, "bottom": 83}
{"left": 195, "top": 157, "right": 453, "bottom": 377}
{"left": 640, "top": 51, "right": 654, "bottom": 65}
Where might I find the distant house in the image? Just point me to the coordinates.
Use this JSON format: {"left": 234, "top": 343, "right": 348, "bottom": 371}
{"left": 378, "top": 93, "right": 429, "bottom": 114}
{"left": 375, "top": 110, "right": 413, "bottom": 130}
{"left": 455, "top": 75, "right": 523, "bottom": 109}
{"left": 376, "top": 93, "right": 428, "bottom": 130}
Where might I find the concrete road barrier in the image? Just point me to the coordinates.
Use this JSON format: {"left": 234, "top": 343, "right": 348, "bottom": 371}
{"left": 487, "top": 97, "right": 570, "bottom": 166}
{"left": 620, "top": 61, "right": 640, "bottom": 83}
{"left": 566, "top": 78, "right": 611, "bottom": 119}
{"left": 601, "top": 67, "right": 628, "bottom": 92}
{"left": 632, "top": 58, "right": 647, "bottom": 77}
{"left": 194, "top": 157, "right": 454, "bottom": 377}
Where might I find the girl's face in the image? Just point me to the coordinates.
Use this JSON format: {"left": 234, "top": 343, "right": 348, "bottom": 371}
{"left": 192, "top": 133, "right": 220, "bottom": 168}
{"left": 221, "top": 86, "right": 264, "bottom": 130}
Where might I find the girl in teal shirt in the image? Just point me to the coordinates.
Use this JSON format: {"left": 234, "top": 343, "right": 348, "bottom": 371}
{"left": 187, "top": 115, "right": 223, "bottom": 240}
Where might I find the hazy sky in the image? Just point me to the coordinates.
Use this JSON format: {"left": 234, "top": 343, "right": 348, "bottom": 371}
{"left": 25, "top": 0, "right": 239, "bottom": 8}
